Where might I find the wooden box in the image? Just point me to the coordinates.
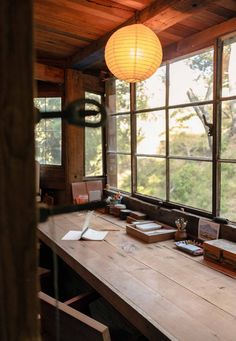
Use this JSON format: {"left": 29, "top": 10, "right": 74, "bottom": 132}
{"left": 203, "top": 239, "right": 236, "bottom": 270}
{"left": 126, "top": 224, "right": 176, "bottom": 243}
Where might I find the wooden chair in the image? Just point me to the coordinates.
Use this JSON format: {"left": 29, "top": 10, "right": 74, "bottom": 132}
{"left": 39, "top": 291, "right": 111, "bottom": 341}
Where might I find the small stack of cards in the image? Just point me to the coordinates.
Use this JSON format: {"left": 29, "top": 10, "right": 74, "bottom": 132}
{"left": 175, "top": 240, "right": 203, "bottom": 256}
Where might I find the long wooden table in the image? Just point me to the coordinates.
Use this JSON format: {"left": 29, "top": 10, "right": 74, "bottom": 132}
{"left": 38, "top": 211, "right": 236, "bottom": 341}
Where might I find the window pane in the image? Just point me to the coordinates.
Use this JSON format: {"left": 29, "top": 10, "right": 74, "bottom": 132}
{"left": 85, "top": 127, "right": 102, "bottom": 176}
{"left": 136, "top": 111, "right": 165, "bottom": 155}
{"left": 107, "top": 115, "right": 130, "bottom": 153}
{"left": 137, "top": 157, "right": 166, "bottom": 199}
{"left": 44, "top": 119, "right": 61, "bottom": 165}
{"left": 222, "top": 35, "right": 236, "bottom": 98}
{"left": 85, "top": 92, "right": 103, "bottom": 176}
{"left": 169, "top": 49, "right": 213, "bottom": 105}
{"left": 170, "top": 159, "right": 212, "bottom": 211}
{"left": 221, "top": 100, "right": 236, "bottom": 159}
{"left": 107, "top": 154, "right": 131, "bottom": 192}
{"left": 221, "top": 163, "right": 236, "bottom": 222}
{"left": 35, "top": 97, "right": 62, "bottom": 165}
{"left": 85, "top": 92, "right": 102, "bottom": 123}
{"left": 34, "top": 98, "right": 46, "bottom": 111}
{"left": 115, "top": 80, "right": 130, "bottom": 113}
{"left": 169, "top": 105, "right": 213, "bottom": 158}
{"left": 136, "top": 66, "right": 166, "bottom": 110}
{"left": 46, "top": 97, "right": 61, "bottom": 111}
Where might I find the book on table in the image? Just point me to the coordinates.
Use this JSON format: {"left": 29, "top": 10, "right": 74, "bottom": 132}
{"left": 61, "top": 211, "right": 108, "bottom": 241}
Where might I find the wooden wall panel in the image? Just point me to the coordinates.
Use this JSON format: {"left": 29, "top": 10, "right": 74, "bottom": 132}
{"left": 64, "top": 69, "right": 84, "bottom": 203}
{"left": 35, "top": 62, "right": 64, "bottom": 83}
{"left": 0, "top": 0, "right": 39, "bottom": 340}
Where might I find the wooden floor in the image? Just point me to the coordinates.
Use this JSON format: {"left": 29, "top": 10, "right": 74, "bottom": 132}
{"left": 38, "top": 211, "right": 236, "bottom": 341}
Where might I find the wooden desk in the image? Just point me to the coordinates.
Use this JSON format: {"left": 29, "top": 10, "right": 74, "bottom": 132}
{"left": 38, "top": 211, "right": 236, "bottom": 341}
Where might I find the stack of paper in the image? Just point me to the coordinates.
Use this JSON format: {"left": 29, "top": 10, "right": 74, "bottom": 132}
{"left": 132, "top": 221, "right": 162, "bottom": 232}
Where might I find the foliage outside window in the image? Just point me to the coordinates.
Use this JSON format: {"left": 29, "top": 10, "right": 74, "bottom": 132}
{"left": 34, "top": 97, "right": 62, "bottom": 165}
{"left": 85, "top": 92, "right": 103, "bottom": 177}
{"left": 107, "top": 33, "right": 236, "bottom": 222}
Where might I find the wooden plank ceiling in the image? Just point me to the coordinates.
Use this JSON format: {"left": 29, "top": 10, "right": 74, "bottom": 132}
{"left": 34, "top": 0, "right": 236, "bottom": 74}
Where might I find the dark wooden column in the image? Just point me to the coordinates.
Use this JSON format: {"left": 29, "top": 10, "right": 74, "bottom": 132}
{"left": 0, "top": 1, "right": 39, "bottom": 340}
{"left": 64, "top": 69, "right": 84, "bottom": 203}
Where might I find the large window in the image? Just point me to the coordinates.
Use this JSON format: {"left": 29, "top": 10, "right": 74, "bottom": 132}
{"left": 85, "top": 92, "right": 103, "bottom": 177}
{"left": 107, "top": 33, "right": 236, "bottom": 222}
{"left": 34, "top": 97, "right": 62, "bottom": 165}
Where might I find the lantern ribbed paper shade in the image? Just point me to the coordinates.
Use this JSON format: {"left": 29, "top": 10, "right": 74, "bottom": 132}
{"left": 105, "top": 24, "right": 162, "bottom": 83}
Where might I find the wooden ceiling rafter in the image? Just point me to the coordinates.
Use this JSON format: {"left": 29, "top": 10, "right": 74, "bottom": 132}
{"left": 69, "top": 0, "right": 219, "bottom": 69}
{"left": 164, "top": 16, "right": 236, "bottom": 62}
{"left": 49, "top": 0, "right": 134, "bottom": 21}
{"left": 34, "top": 0, "right": 236, "bottom": 72}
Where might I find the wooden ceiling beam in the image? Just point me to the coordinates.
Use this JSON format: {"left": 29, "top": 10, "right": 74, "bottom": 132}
{"left": 70, "top": 0, "right": 218, "bottom": 69}
{"left": 34, "top": 62, "right": 64, "bottom": 83}
{"left": 163, "top": 16, "right": 236, "bottom": 62}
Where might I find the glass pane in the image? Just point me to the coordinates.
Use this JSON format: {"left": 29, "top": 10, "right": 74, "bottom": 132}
{"left": 85, "top": 92, "right": 102, "bottom": 123}
{"left": 35, "top": 97, "right": 62, "bottom": 165}
{"left": 221, "top": 163, "right": 236, "bottom": 222}
{"left": 34, "top": 98, "right": 46, "bottom": 111}
{"left": 136, "top": 111, "right": 165, "bottom": 155}
{"left": 107, "top": 154, "right": 131, "bottom": 192}
{"left": 222, "top": 35, "right": 236, "bottom": 97}
{"left": 84, "top": 92, "right": 103, "bottom": 176}
{"left": 85, "top": 127, "right": 103, "bottom": 176}
{"left": 107, "top": 115, "right": 130, "bottom": 153}
{"left": 170, "top": 159, "right": 212, "bottom": 211}
{"left": 46, "top": 97, "right": 61, "bottom": 111}
{"left": 169, "top": 49, "right": 213, "bottom": 105}
{"left": 137, "top": 157, "right": 166, "bottom": 199}
{"left": 85, "top": 92, "right": 101, "bottom": 104}
{"left": 221, "top": 100, "right": 236, "bottom": 159}
{"left": 136, "top": 66, "right": 166, "bottom": 110}
{"left": 169, "top": 105, "right": 213, "bottom": 158}
{"left": 115, "top": 79, "right": 130, "bottom": 113}
{"left": 44, "top": 130, "right": 61, "bottom": 165}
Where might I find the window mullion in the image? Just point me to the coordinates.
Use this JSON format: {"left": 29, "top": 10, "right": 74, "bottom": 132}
{"left": 166, "top": 63, "right": 170, "bottom": 202}
{"left": 130, "top": 83, "right": 136, "bottom": 195}
{"left": 212, "top": 38, "right": 223, "bottom": 217}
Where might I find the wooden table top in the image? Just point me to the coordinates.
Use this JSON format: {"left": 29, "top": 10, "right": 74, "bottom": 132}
{"left": 38, "top": 211, "right": 236, "bottom": 341}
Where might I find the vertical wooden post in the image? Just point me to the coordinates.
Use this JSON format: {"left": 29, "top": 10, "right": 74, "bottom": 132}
{"left": 0, "top": 1, "right": 39, "bottom": 340}
{"left": 64, "top": 69, "right": 84, "bottom": 203}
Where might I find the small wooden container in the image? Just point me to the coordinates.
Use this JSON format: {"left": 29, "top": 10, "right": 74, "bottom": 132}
{"left": 130, "top": 211, "right": 147, "bottom": 220}
{"left": 175, "top": 230, "right": 187, "bottom": 241}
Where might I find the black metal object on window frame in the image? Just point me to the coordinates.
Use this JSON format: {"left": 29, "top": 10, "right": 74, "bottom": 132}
{"left": 35, "top": 98, "right": 107, "bottom": 128}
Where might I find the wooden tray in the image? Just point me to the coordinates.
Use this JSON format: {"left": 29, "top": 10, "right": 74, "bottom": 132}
{"left": 126, "top": 224, "right": 176, "bottom": 243}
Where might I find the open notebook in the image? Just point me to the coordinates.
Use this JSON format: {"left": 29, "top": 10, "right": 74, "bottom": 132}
{"left": 62, "top": 211, "right": 108, "bottom": 241}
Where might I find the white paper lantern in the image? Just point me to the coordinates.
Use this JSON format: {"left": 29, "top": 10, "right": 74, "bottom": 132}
{"left": 105, "top": 24, "right": 163, "bottom": 83}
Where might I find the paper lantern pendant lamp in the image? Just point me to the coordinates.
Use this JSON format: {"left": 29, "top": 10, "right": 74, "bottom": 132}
{"left": 105, "top": 24, "right": 162, "bottom": 83}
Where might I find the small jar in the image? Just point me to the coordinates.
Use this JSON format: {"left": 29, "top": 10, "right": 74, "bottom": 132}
{"left": 175, "top": 229, "right": 187, "bottom": 241}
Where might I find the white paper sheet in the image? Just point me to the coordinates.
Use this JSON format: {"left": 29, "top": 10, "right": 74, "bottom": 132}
{"left": 62, "top": 230, "right": 82, "bottom": 240}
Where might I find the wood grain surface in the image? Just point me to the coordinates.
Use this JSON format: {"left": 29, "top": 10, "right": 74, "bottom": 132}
{"left": 38, "top": 211, "right": 236, "bottom": 341}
